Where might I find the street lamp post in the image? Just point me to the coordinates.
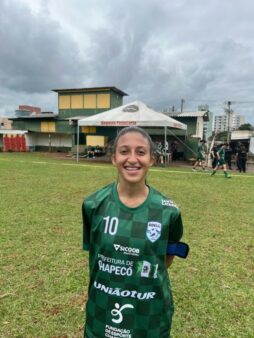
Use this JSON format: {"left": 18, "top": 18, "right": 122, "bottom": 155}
{"left": 227, "top": 101, "right": 231, "bottom": 144}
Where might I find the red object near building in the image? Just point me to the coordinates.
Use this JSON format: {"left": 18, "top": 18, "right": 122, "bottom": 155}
{"left": 16, "top": 135, "right": 22, "bottom": 151}
{"left": 10, "top": 135, "right": 17, "bottom": 151}
{"left": 19, "top": 105, "right": 41, "bottom": 114}
{"left": 3, "top": 135, "right": 10, "bottom": 151}
{"left": 3, "top": 133, "right": 27, "bottom": 152}
{"left": 20, "top": 135, "right": 27, "bottom": 151}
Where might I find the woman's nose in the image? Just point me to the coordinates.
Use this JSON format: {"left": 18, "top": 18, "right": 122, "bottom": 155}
{"left": 128, "top": 151, "right": 137, "bottom": 163}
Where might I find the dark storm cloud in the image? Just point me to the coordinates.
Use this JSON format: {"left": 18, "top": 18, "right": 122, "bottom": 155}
{"left": 83, "top": 0, "right": 254, "bottom": 120}
{"left": 0, "top": 0, "right": 87, "bottom": 94}
{"left": 1, "top": 0, "right": 254, "bottom": 123}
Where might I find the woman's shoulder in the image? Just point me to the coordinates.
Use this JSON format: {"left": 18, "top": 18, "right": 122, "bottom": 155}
{"left": 83, "top": 183, "right": 114, "bottom": 208}
{"left": 150, "top": 186, "right": 180, "bottom": 211}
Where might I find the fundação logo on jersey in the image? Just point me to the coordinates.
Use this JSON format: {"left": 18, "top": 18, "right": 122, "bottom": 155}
{"left": 111, "top": 303, "right": 134, "bottom": 324}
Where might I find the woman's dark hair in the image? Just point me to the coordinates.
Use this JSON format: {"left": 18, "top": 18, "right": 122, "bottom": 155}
{"left": 112, "top": 126, "right": 156, "bottom": 157}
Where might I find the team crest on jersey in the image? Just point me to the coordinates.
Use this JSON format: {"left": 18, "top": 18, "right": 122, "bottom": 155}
{"left": 146, "top": 222, "right": 162, "bottom": 242}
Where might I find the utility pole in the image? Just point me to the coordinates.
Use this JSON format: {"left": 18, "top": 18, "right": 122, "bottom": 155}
{"left": 227, "top": 101, "right": 231, "bottom": 144}
{"left": 180, "top": 99, "right": 185, "bottom": 113}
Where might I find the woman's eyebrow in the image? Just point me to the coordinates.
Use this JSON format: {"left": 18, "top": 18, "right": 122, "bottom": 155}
{"left": 118, "top": 145, "right": 147, "bottom": 149}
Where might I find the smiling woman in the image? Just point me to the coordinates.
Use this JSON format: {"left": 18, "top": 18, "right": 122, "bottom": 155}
{"left": 82, "top": 126, "right": 188, "bottom": 338}
{"left": 112, "top": 129, "right": 154, "bottom": 189}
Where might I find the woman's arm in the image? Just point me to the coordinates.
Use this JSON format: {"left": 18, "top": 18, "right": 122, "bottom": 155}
{"left": 166, "top": 255, "right": 175, "bottom": 268}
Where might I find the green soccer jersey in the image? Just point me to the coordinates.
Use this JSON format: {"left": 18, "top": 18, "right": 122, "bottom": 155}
{"left": 217, "top": 147, "right": 226, "bottom": 165}
{"left": 197, "top": 144, "right": 206, "bottom": 160}
{"left": 218, "top": 147, "right": 225, "bottom": 160}
{"left": 82, "top": 183, "right": 183, "bottom": 338}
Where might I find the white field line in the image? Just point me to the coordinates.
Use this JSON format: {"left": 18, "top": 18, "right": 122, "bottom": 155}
{"left": 1, "top": 157, "right": 254, "bottom": 178}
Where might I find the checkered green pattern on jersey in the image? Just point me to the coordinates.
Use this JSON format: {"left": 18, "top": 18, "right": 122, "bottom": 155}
{"left": 83, "top": 183, "right": 181, "bottom": 337}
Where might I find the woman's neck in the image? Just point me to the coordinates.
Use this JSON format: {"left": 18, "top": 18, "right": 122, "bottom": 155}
{"left": 117, "top": 181, "right": 149, "bottom": 208}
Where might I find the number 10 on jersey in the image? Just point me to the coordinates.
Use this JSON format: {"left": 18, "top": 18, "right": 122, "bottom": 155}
{"left": 104, "top": 216, "right": 119, "bottom": 235}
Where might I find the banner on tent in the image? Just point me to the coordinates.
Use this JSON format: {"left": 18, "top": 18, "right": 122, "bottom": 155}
{"left": 101, "top": 121, "right": 137, "bottom": 126}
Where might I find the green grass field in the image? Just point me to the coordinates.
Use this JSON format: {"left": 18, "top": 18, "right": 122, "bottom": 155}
{"left": 0, "top": 152, "right": 254, "bottom": 338}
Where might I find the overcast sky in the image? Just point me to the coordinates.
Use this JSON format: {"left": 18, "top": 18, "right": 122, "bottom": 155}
{"left": 1, "top": 0, "right": 254, "bottom": 124}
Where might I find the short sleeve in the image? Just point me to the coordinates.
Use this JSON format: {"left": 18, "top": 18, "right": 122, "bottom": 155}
{"left": 82, "top": 201, "right": 91, "bottom": 251}
{"left": 168, "top": 210, "right": 183, "bottom": 244}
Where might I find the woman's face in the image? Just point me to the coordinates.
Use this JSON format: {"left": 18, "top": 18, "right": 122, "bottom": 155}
{"left": 112, "top": 132, "right": 154, "bottom": 185}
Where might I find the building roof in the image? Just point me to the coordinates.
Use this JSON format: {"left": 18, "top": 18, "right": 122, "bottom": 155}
{"left": 167, "top": 110, "right": 209, "bottom": 121}
{"left": 52, "top": 86, "right": 128, "bottom": 97}
{"left": 0, "top": 130, "right": 28, "bottom": 135}
{"left": 67, "top": 116, "right": 87, "bottom": 121}
{"left": 231, "top": 130, "right": 254, "bottom": 140}
{"left": 11, "top": 113, "right": 58, "bottom": 119}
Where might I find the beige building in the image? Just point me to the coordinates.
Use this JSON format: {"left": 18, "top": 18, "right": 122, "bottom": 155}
{"left": 214, "top": 114, "right": 245, "bottom": 132}
{"left": 0, "top": 117, "right": 12, "bottom": 130}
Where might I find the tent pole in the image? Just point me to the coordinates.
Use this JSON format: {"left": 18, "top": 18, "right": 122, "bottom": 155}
{"left": 164, "top": 126, "right": 167, "bottom": 167}
{"left": 167, "top": 128, "right": 196, "bottom": 156}
{"left": 77, "top": 121, "right": 79, "bottom": 163}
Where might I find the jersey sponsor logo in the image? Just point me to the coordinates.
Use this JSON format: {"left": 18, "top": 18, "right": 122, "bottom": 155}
{"left": 98, "top": 253, "right": 133, "bottom": 266}
{"left": 98, "top": 260, "right": 133, "bottom": 276}
{"left": 138, "top": 261, "right": 158, "bottom": 279}
{"left": 146, "top": 222, "right": 161, "bottom": 242}
{"left": 162, "top": 199, "right": 178, "bottom": 208}
{"left": 114, "top": 244, "right": 140, "bottom": 256}
{"left": 105, "top": 325, "right": 131, "bottom": 338}
{"left": 93, "top": 281, "right": 156, "bottom": 300}
{"left": 111, "top": 303, "right": 134, "bottom": 324}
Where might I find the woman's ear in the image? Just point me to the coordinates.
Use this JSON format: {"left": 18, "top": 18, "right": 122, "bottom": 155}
{"left": 111, "top": 154, "right": 116, "bottom": 166}
{"left": 149, "top": 156, "right": 155, "bottom": 167}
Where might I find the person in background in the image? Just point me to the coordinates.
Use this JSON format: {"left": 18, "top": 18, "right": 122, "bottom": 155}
{"left": 171, "top": 141, "right": 178, "bottom": 161}
{"left": 210, "top": 144, "right": 218, "bottom": 169}
{"left": 211, "top": 144, "right": 231, "bottom": 178}
{"left": 236, "top": 144, "right": 248, "bottom": 173}
{"left": 163, "top": 140, "right": 170, "bottom": 165}
{"left": 192, "top": 140, "right": 207, "bottom": 171}
{"left": 235, "top": 142, "right": 242, "bottom": 171}
{"left": 156, "top": 141, "right": 164, "bottom": 165}
{"left": 225, "top": 143, "right": 233, "bottom": 170}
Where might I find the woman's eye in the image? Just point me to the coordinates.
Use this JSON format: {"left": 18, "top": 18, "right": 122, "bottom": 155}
{"left": 137, "top": 150, "right": 145, "bottom": 155}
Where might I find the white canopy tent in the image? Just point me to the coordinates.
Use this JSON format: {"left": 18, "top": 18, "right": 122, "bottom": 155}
{"left": 76, "top": 100, "right": 187, "bottom": 162}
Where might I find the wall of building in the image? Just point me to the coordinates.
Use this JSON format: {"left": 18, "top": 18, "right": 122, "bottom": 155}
{"left": 12, "top": 119, "right": 76, "bottom": 134}
{"left": 58, "top": 90, "right": 123, "bottom": 118}
{"left": 30, "top": 133, "right": 72, "bottom": 151}
{"left": 110, "top": 90, "right": 123, "bottom": 109}
{"left": 170, "top": 117, "right": 196, "bottom": 136}
{"left": 0, "top": 117, "right": 12, "bottom": 129}
{"left": 12, "top": 119, "right": 40, "bottom": 132}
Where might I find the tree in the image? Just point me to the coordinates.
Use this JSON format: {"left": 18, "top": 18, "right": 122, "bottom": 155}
{"left": 214, "top": 131, "right": 228, "bottom": 142}
{"left": 198, "top": 104, "right": 209, "bottom": 111}
{"left": 237, "top": 123, "right": 254, "bottom": 131}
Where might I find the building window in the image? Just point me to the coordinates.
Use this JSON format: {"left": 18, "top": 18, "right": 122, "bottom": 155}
{"left": 86, "top": 135, "right": 108, "bottom": 146}
{"left": 71, "top": 95, "right": 83, "bottom": 109}
{"left": 41, "top": 122, "right": 56, "bottom": 132}
{"left": 81, "top": 126, "right": 96, "bottom": 133}
{"left": 59, "top": 95, "right": 71, "bottom": 109}
{"left": 84, "top": 95, "right": 96, "bottom": 108}
{"left": 97, "top": 94, "right": 110, "bottom": 108}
